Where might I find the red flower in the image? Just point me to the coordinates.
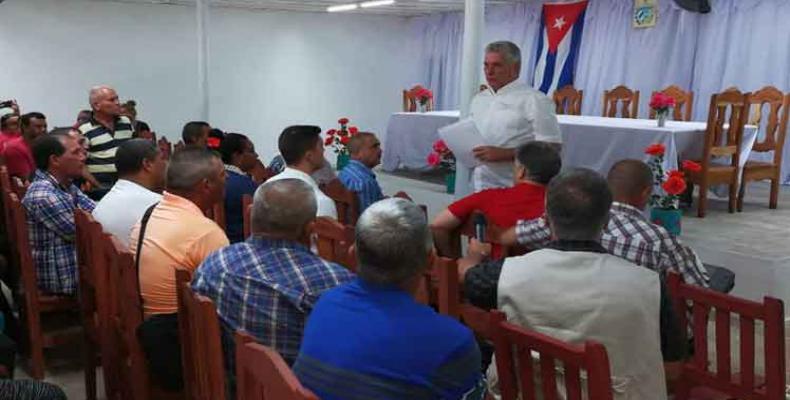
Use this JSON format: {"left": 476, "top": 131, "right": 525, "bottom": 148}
{"left": 324, "top": 137, "right": 333, "bottom": 146}
{"left": 206, "top": 137, "right": 221, "bottom": 149}
{"left": 349, "top": 126, "right": 359, "bottom": 135}
{"left": 645, "top": 143, "right": 666, "bottom": 156}
{"left": 667, "top": 170, "right": 684, "bottom": 179}
{"left": 327, "top": 129, "right": 337, "bottom": 136}
{"left": 650, "top": 92, "right": 676, "bottom": 110}
{"left": 426, "top": 152, "right": 441, "bottom": 166}
{"left": 338, "top": 118, "right": 349, "bottom": 125}
{"left": 432, "top": 139, "right": 448, "bottom": 153}
{"left": 662, "top": 176, "right": 687, "bottom": 196}
{"left": 682, "top": 160, "right": 702, "bottom": 173}
{"left": 340, "top": 136, "right": 350, "bottom": 145}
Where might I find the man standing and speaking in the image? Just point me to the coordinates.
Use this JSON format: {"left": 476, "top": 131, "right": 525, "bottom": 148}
{"left": 468, "top": 41, "right": 562, "bottom": 192}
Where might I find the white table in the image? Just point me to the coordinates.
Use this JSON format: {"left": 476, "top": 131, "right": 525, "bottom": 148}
{"left": 382, "top": 111, "right": 758, "bottom": 176}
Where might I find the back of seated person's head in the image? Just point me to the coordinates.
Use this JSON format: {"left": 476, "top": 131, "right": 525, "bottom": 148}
{"left": 514, "top": 141, "right": 562, "bottom": 185}
{"left": 355, "top": 198, "right": 432, "bottom": 290}
{"left": 134, "top": 120, "right": 155, "bottom": 140}
{"left": 251, "top": 178, "right": 317, "bottom": 242}
{"left": 166, "top": 147, "right": 224, "bottom": 207}
{"left": 182, "top": 121, "right": 210, "bottom": 146}
{"left": 76, "top": 109, "right": 92, "bottom": 126}
{"left": 220, "top": 132, "right": 257, "bottom": 171}
{"left": 278, "top": 125, "right": 323, "bottom": 170}
{"left": 606, "top": 159, "right": 654, "bottom": 208}
{"left": 546, "top": 168, "right": 612, "bottom": 242}
{"left": 116, "top": 139, "right": 166, "bottom": 192}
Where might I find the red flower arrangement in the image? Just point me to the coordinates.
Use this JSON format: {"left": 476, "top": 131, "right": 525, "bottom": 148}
{"left": 649, "top": 92, "right": 676, "bottom": 114}
{"left": 645, "top": 142, "right": 688, "bottom": 209}
{"left": 410, "top": 85, "right": 433, "bottom": 107}
{"left": 325, "top": 117, "right": 359, "bottom": 155}
{"left": 426, "top": 139, "right": 456, "bottom": 171}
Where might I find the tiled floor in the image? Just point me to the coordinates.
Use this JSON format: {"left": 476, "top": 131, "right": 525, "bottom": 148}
{"left": 9, "top": 172, "right": 790, "bottom": 399}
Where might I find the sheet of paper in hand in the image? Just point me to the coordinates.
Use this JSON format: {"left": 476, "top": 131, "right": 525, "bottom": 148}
{"left": 437, "top": 118, "right": 486, "bottom": 169}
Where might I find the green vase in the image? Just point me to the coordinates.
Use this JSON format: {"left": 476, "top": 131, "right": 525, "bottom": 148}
{"left": 445, "top": 172, "right": 456, "bottom": 194}
{"left": 650, "top": 207, "right": 682, "bottom": 236}
{"left": 336, "top": 153, "right": 350, "bottom": 170}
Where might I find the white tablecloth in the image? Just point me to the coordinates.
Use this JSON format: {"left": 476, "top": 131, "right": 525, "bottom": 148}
{"left": 382, "top": 111, "right": 758, "bottom": 176}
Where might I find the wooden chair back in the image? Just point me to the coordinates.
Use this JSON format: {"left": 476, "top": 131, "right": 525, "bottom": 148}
{"left": 746, "top": 86, "right": 790, "bottom": 156}
{"left": 402, "top": 86, "right": 434, "bottom": 112}
{"left": 6, "top": 192, "right": 80, "bottom": 379}
{"left": 667, "top": 272, "right": 785, "bottom": 400}
{"left": 320, "top": 179, "right": 359, "bottom": 226}
{"left": 242, "top": 194, "right": 253, "bottom": 239}
{"left": 602, "top": 85, "right": 640, "bottom": 118}
{"left": 235, "top": 331, "right": 319, "bottom": 400}
{"left": 312, "top": 217, "right": 356, "bottom": 272}
{"left": 105, "top": 234, "right": 152, "bottom": 400}
{"left": 176, "top": 269, "right": 226, "bottom": 400}
{"left": 414, "top": 256, "right": 461, "bottom": 319}
{"left": 10, "top": 176, "right": 28, "bottom": 198}
{"left": 553, "top": 85, "right": 583, "bottom": 115}
{"left": 437, "top": 212, "right": 520, "bottom": 259}
{"left": 206, "top": 201, "right": 226, "bottom": 231}
{"left": 492, "top": 309, "right": 615, "bottom": 400}
{"left": 649, "top": 85, "right": 694, "bottom": 121}
{"left": 702, "top": 89, "right": 749, "bottom": 166}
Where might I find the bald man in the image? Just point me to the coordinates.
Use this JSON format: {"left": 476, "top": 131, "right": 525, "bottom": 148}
{"left": 497, "top": 159, "right": 710, "bottom": 287}
{"left": 77, "top": 85, "right": 135, "bottom": 200}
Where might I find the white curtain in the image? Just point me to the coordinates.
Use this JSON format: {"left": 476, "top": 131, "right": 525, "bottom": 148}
{"left": 410, "top": 0, "right": 790, "bottom": 183}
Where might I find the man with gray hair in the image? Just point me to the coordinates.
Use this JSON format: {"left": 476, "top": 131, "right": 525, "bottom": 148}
{"left": 77, "top": 85, "right": 135, "bottom": 199}
{"left": 471, "top": 169, "right": 674, "bottom": 399}
{"left": 193, "top": 178, "right": 353, "bottom": 374}
{"left": 466, "top": 41, "right": 561, "bottom": 192}
{"left": 294, "top": 198, "right": 486, "bottom": 400}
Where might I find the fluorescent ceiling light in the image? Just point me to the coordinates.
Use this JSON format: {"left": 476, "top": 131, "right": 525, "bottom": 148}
{"left": 327, "top": 3, "right": 359, "bottom": 12}
{"left": 360, "top": 0, "right": 396, "bottom": 8}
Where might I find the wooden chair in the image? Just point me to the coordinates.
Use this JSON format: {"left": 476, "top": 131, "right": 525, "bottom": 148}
{"left": 602, "top": 85, "right": 640, "bottom": 118}
{"left": 10, "top": 176, "right": 28, "bottom": 198}
{"left": 737, "top": 87, "right": 790, "bottom": 210}
{"left": 313, "top": 217, "right": 356, "bottom": 272}
{"left": 492, "top": 309, "right": 615, "bottom": 400}
{"left": 176, "top": 269, "right": 226, "bottom": 400}
{"left": 235, "top": 331, "right": 319, "bottom": 400}
{"left": 242, "top": 194, "right": 253, "bottom": 239}
{"left": 402, "top": 86, "right": 434, "bottom": 112}
{"left": 5, "top": 192, "right": 80, "bottom": 379}
{"left": 667, "top": 272, "right": 785, "bottom": 400}
{"left": 319, "top": 179, "right": 359, "bottom": 226}
{"left": 553, "top": 85, "right": 583, "bottom": 115}
{"left": 684, "top": 90, "right": 749, "bottom": 217}
{"left": 435, "top": 212, "right": 520, "bottom": 260}
{"left": 650, "top": 85, "right": 694, "bottom": 121}
{"left": 206, "top": 201, "right": 226, "bottom": 231}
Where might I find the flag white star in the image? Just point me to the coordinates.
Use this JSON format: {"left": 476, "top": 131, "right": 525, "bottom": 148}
{"left": 553, "top": 16, "right": 566, "bottom": 30}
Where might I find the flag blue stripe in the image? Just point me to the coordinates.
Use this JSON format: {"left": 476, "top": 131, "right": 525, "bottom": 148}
{"left": 557, "top": 8, "right": 586, "bottom": 90}
{"left": 538, "top": 51, "right": 557, "bottom": 94}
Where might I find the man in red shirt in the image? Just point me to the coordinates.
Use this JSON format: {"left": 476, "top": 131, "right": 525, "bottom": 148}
{"left": 431, "top": 141, "right": 561, "bottom": 259}
{"left": 2, "top": 112, "right": 47, "bottom": 179}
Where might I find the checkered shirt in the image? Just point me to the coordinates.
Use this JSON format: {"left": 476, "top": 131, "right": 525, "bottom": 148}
{"left": 21, "top": 170, "right": 95, "bottom": 295}
{"left": 515, "top": 202, "right": 710, "bottom": 287}
{"left": 191, "top": 236, "right": 354, "bottom": 367}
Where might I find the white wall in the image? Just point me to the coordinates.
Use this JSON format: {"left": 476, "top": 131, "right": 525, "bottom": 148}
{"left": 0, "top": 0, "right": 421, "bottom": 162}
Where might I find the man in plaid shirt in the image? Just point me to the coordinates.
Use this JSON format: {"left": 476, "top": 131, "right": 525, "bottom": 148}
{"left": 500, "top": 159, "right": 709, "bottom": 287}
{"left": 22, "top": 129, "right": 95, "bottom": 295}
{"left": 192, "top": 178, "right": 353, "bottom": 371}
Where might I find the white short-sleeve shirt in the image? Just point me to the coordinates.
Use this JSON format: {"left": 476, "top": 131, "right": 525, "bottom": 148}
{"left": 469, "top": 81, "right": 562, "bottom": 191}
{"left": 267, "top": 167, "right": 338, "bottom": 219}
{"left": 92, "top": 179, "right": 163, "bottom": 246}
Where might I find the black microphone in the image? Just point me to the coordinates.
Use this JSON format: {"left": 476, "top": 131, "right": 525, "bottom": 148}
{"left": 473, "top": 214, "right": 487, "bottom": 243}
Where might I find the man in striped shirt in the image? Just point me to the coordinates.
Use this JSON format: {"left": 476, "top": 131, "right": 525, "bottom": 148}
{"left": 77, "top": 85, "right": 135, "bottom": 199}
{"left": 338, "top": 132, "right": 384, "bottom": 212}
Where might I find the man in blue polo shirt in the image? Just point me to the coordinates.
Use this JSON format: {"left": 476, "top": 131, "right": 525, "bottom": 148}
{"left": 338, "top": 131, "right": 384, "bottom": 212}
{"left": 219, "top": 133, "right": 259, "bottom": 243}
{"left": 293, "top": 198, "right": 486, "bottom": 400}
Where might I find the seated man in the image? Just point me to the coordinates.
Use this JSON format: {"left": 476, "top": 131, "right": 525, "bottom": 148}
{"left": 93, "top": 139, "right": 167, "bottom": 246}
{"left": 500, "top": 159, "right": 710, "bottom": 287}
{"left": 129, "top": 147, "right": 228, "bottom": 391}
{"left": 468, "top": 169, "right": 676, "bottom": 400}
{"left": 267, "top": 125, "right": 337, "bottom": 218}
{"left": 219, "top": 133, "right": 259, "bottom": 243}
{"left": 294, "top": 198, "right": 486, "bottom": 400}
{"left": 192, "top": 179, "right": 353, "bottom": 371}
{"left": 338, "top": 132, "right": 384, "bottom": 212}
{"left": 22, "top": 129, "right": 95, "bottom": 295}
{"left": 2, "top": 112, "right": 47, "bottom": 180}
{"left": 268, "top": 153, "right": 337, "bottom": 185}
{"left": 431, "top": 141, "right": 560, "bottom": 259}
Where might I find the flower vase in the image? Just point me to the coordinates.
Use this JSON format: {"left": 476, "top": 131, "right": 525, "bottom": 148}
{"left": 418, "top": 102, "right": 427, "bottom": 113}
{"left": 657, "top": 111, "right": 668, "bottom": 128}
{"left": 445, "top": 171, "right": 456, "bottom": 194}
{"left": 650, "top": 207, "right": 682, "bottom": 236}
{"left": 336, "top": 153, "right": 350, "bottom": 170}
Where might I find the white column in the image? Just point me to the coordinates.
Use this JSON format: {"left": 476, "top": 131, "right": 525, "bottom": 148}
{"left": 454, "top": 0, "right": 485, "bottom": 197}
{"left": 196, "top": 0, "right": 210, "bottom": 121}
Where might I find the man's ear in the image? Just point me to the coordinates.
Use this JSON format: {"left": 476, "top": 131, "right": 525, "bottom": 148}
{"left": 141, "top": 157, "right": 154, "bottom": 173}
{"left": 301, "top": 220, "right": 316, "bottom": 247}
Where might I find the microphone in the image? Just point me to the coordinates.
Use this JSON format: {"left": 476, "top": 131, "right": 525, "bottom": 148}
{"left": 473, "top": 214, "right": 487, "bottom": 243}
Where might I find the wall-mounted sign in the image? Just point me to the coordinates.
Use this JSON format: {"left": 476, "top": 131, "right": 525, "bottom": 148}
{"left": 634, "top": 0, "right": 657, "bottom": 28}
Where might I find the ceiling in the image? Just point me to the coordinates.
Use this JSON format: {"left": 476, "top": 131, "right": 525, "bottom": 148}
{"left": 92, "top": 0, "right": 523, "bottom": 16}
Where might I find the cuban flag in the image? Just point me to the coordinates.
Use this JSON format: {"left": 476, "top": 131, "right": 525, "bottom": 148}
{"left": 533, "top": 0, "right": 589, "bottom": 94}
